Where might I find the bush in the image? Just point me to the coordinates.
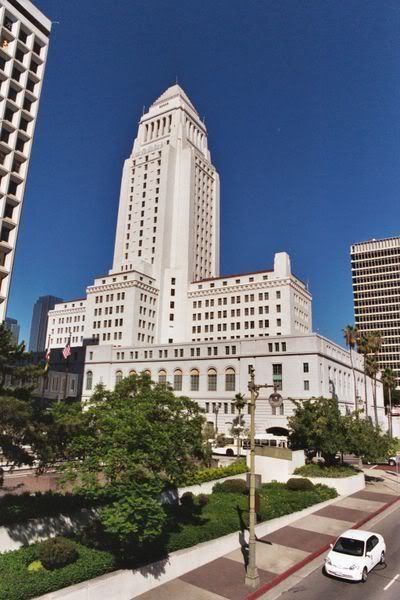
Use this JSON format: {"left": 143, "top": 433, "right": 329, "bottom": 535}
{"left": 37, "top": 537, "right": 79, "bottom": 570}
{"left": 0, "top": 540, "right": 115, "bottom": 600}
{"left": 180, "top": 492, "right": 194, "bottom": 506}
{"left": 294, "top": 463, "right": 357, "bottom": 478}
{"left": 178, "top": 459, "right": 248, "bottom": 486}
{"left": 213, "top": 478, "right": 247, "bottom": 494}
{"left": 198, "top": 494, "right": 209, "bottom": 507}
{"left": 286, "top": 478, "right": 314, "bottom": 491}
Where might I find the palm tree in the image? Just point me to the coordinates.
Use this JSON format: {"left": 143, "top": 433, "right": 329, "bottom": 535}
{"left": 232, "top": 393, "right": 247, "bottom": 457}
{"left": 343, "top": 325, "right": 359, "bottom": 412}
{"left": 365, "top": 355, "right": 380, "bottom": 426}
{"left": 382, "top": 368, "right": 396, "bottom": 437}
{"left": 358, "top": 332, "right": 382, "bottom": 426}
{"left": 356, "top": 334, "right": 370, "bottom": 418}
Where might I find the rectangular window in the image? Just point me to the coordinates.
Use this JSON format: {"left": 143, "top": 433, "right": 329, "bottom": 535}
{"left": 304, "top": 380, "right": 310, "bottom": 391}
{"left": 272, "top": 364, "right": 283, "bottom": 390}
{"left": 303, "top": 362, "right": 309, "bottom": 373}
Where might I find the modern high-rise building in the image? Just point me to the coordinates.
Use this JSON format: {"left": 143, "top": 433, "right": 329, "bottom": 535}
{"left": 4, "top": 315, "right": 19, "bottom": 343}
{"left": 351, "top": 236, "right": 400, "bottom": 386}
{"left": 0, "top": 1, "right": 51, "bottom": 322}
{"left": 46, "top": 85, "right": 385, "bottom": 432}
{"left": 29, "top": 294, "right": 63, "bottom": 352}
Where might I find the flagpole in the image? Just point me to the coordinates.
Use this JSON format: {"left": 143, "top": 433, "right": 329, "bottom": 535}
{"left": 42, "top": 335, "right": 50, "bottom": 408}
{"left": 63, "top": 339, "right": 70, "bottom": 401}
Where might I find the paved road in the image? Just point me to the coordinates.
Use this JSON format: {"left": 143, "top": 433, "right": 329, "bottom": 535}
{"left": 274, "top": 502, "right": 400, "bottom": 600}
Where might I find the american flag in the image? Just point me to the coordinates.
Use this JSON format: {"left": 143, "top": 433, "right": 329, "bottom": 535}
{"left": 62, "top": 340, "right": 71, "bottom": 360}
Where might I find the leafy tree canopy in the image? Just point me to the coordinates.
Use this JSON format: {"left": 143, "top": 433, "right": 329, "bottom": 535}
{"left": 288, "top": 397, "right": 391, "bottom": 464}
{"left": 61, "top": 373, "right": 205, "bottom": 543}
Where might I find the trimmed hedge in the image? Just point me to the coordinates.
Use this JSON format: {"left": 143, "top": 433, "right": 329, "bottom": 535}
{"left": 286, "top": 478, "right": 314, "bottom": 491}
{"left": 166, "top": 481, "right": 337, "bottom": 552}
{"left": 294, "top": 464, "right": 357, "bottom": 478}
{"left": 37, "top": 537, "right": 78, "bottom": 570}
{"left": 178, "top": 459, "right": 248, "bottom": 486}
{"left": 0, "top": 539, "right": 115, "bottom": 600}
{"left": 0, "top": 492, "right": 96, "bottom": 527}
{"left": 213, "top": 478, "right": 247, "bottom": 494}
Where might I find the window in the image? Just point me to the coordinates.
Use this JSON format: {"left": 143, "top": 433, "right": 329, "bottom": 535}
{"left": 190, "top": 369, "right": 199, "bottom": 391}
{"left": 174, "top": 369, "right": 183, "bottom": 391}
{"left": 158, "top": 369, "right": 167, "bottom": 384}
{"left": 303, "top": 362, "right": 309, "bottom": 373}
{"left": 304, "top": 380, "right": 310, "bottom": 391}
{"left": 225, "top": 367, "right": 236, "bottom": 391}
{"left": 85, "top": 371, "right": 93, "bottom": 390}
{"left": 115, "top": 370, "right": 123, "bottom": 385}
{"left": 272, "top": 364, "right": 282, "bottom": 390}
{"left": 208, "top": 368, "right": 217, "bottom": 391}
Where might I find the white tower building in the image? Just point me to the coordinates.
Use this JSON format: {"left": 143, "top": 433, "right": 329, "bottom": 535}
{"left": 0, "top": 1, "right": 51, "bottom": 321}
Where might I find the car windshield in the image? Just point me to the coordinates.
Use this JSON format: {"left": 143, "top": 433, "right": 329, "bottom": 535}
{"left": 333, "top": 537, "right": 365, "bottom": 557}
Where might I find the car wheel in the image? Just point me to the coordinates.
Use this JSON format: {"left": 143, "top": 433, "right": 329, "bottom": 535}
{"left": 380, "top": 551, "right": 385, "bottom": 565}
{"left": 389, "top": 460, "right": 396, "bottom": 466}
{"left": 361, "top": 567, "right": 368, "bottom": 583}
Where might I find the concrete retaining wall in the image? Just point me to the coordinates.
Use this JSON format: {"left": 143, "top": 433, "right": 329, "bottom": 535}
{"left": 295, "top": 473, "right": 365, "bottom": 496}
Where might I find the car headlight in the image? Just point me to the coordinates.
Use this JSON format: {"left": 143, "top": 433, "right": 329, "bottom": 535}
{"left": 325, "top": 558, "right": 332, "bottom": 565}
{"left": 349, "top": 564, "right": 358, "bottom": 570}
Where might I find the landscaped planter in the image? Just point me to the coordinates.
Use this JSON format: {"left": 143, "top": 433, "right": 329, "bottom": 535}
{"left": 292, "top": 473, "right": 365, "bottom": 496}
{"left": 33, "top": 495, "right": 340, "bottom": 600}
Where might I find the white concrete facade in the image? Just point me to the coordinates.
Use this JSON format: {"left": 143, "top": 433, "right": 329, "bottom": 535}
{"left": 46, "top": 84, "right": 385, "bottom": 431}
{"left": 83, "top": 333, "right": 386, "bottom": 432}
{"left": 0, "top": 1, "right": 51, "bottom": 321}
{"left": 47, "top": 298, "right": 86, "bottom": 348}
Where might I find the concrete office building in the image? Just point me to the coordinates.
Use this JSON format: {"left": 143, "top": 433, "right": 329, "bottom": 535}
{"left": 4, "top": 315, "right": 19, "bottom": 343}
{"left": 29, "top": 294, "right": 63, "bottom": 351}
{"left": 0, "top": 1, "right": 51, "bottom": 322}
{"left": 351, "top": 236, "right": 400, "bottom": 386}
{"left": 47, "top": 85, "right": 386, "bottom": 431}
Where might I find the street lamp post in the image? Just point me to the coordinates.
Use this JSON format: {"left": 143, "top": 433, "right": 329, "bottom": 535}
{"left": 213, "top": 402, "right": 221, "bottom": 435}
{"left": 245, "top": 365, "right": 281, "bottom": 588}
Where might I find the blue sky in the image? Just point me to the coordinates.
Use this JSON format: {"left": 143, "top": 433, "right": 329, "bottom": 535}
{"left": 8, "top": 0, "right": 400, "bottom": 345}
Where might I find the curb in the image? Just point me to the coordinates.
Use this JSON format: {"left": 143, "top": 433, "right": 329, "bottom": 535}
{"left": 244, "top": 493, "right": 400, "bottom": 600}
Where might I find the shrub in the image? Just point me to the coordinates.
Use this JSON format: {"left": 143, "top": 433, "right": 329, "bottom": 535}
{"left": 0, "top": 540, "right": 115, "bottom": 600}
{"left": 286, "top": 478, "right": 314, "bottom": 491}
{"left": 294, "top": 463, "right": 357, "bottom": 478}
{"left": 213, "top": 478, "right": 247, "bottom": 494}
{"left": 37, "top": 537, "right": 79, "bottom": 570}
{"left": 180, "top": 492, "right": 194, "bottom": 507}
{"left": 178, "top": 459, "right": 248, "bottom": 486}
{"left": 198, "top": 494, "right": 209, "bottom": 507}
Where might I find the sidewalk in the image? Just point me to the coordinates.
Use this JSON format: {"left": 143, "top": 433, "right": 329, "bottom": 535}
{"left": 136, "top": 470, "right": 400, "bottom": 600}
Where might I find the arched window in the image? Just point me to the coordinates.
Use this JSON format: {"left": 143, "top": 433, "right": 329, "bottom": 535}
{"left": 190, "top": 368, "right": 199, "bottom": 392}
{"left": 158, "top": 369, "right": 167, "bottom": 384}
{"left": 129, "top": 370, "right": 136, "bottom": 377}
{"left": 225, "top": 368, "right": 236, "bottom": 391}
{"left": 143, "top": 369, "right": 151, "bottom": 377}
{"left": 115, "top": 370, "right": 123, "bottom": 385}
{"left": 208, "top": 368, "right": 217, "bottom": 391}
{"left": 174, "top": 369, "right": 183, "bottom": 391}
{"left": 85, "top": 371, "right": 93, "bottom": 391}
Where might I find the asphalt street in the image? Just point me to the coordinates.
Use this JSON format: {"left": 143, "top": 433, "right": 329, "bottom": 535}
{"left": 273, "top": 501, "right": 400, "bottom": 600}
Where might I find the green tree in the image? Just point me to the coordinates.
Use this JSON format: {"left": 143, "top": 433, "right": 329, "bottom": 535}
{"left": 288, "top": 397, "right": 346, "bottom": 464}
{"left": 342, "top": 414, "right": 391, "bottom": 463}
{"left": 61, "top": 373, "right": 205, "bottom": 543}
{"left": 343, "top": 325, "right": 359, "bottom": 411}
{"left": 0, "top": 324, "right": 46, "bottom": 471}
{"left": 381, "top": 368, "right": 397, "bottom": 437}
{"left": 232, "top": 393, "right": 247, "bottom": 457}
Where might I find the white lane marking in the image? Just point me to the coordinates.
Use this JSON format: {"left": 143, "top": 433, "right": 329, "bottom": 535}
{"left": 384, "top": 573, "right": 399, "bottom": 591}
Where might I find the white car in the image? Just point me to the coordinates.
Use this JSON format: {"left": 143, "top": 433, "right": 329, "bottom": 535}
{"left": 324, "top": 529, "right": 386, "bottom": 582}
